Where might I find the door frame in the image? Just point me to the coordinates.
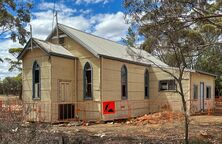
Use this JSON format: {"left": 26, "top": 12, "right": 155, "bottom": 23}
{"left": 200, "top": 82, "right": 204, "bottom": 111}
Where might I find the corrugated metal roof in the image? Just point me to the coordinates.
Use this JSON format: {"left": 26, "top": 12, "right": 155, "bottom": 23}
{"left": 33, "top": 38, "right": 75, "bottom": 58}
{"left": 58, "top": 24, "right": 168, "bottom": 67}
{"left": 18, "top": 38, "right": 75, "bottom": 59}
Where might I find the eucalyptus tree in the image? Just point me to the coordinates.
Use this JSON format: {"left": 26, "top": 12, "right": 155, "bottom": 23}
{"left": 4, "top": 48, "right": 23, "bottom": 99}
{"left": 124, "top": 1, "right": 222, "bottom": 143}
{"left": 0, "top": 0, "right": 32, "bottom": 61}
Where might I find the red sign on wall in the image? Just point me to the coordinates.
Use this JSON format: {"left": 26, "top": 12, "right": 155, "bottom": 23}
{"left": 103, "top": 101, "right": 115, "bottom": 114}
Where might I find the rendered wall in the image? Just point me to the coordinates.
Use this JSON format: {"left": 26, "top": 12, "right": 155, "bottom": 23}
{"left": 149, "top": 67, "right": 191, "bottom": 113}
{"left": 22, "top": 48, "right": 51, "bottom": 122}
{"left": 47, "top": 30, "right": 215, "bottom": 121}
{"left": 101, "top": 58, "right": 191, "bottom": 120}
{"left": 101, "top": 58, "right": 149, "bottom": 120}
{"left": 65, "top": 37, "right": 101, "bottom": 121}
{"left": 50, "top": 56, "right": 76, "bottom": 122}
{"left": 190, "top": 72, "right": 215, "bottom": 113}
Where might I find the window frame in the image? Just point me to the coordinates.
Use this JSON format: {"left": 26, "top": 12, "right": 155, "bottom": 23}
{"left": 206, "top": 86, "right": 211, "bottom": 99}
{"left": 121, "top": 65, "right": 128, "bottom": 100}
{"left": 83, "top": 62, "right": 93, "bottom": 100}
{"left": 159, "top": 80, "right": 176, "bottom": 91}
{"left": 32, "top": 61, "right": 41, "bottom": 100}
{"left": 193, "top": 84, "right": 198, "bottom": 100}
{"left": 144, "top": 69, "right": 149, "bottom": 99}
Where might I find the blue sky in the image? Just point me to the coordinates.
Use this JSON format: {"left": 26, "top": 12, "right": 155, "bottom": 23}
{"left": 0, "top": 0, "right": 130, "bottom": 79}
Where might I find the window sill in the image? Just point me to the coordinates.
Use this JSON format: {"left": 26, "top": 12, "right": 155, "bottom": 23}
{"left": 84, "top": 97, "right": 93, "bottom": 100}
{"left": 159, "top": 90, "right": 177, "bottom": 92}
{"left": 121, "top": 97, "right": 128, "bottom": 100}
{"left": 33, "top": 98, "right": 41, "bottom": 100}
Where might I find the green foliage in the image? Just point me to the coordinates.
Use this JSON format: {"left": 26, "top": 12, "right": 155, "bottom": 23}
{"left": 0, "top": 0, "right": 32, "bottom": 45}
{"left": 2, "top": 48, "right": 22, "bottom": 97}
{"left": 0, "top": 0, "right": 31, "bottom": 63}
{"left": 0, "top": 74, "right": 21, "bottom": 95}
{"left": 194, "top": 16, "right": 222, "bottom": 96}
{"left": 215, "top": 76, "right": 222, "bottom": 96}
{"left": 4, "top": 47, "right": 22, "bottom": 72}
{"left": 194, "top": 44, "right": 222, "bottom": 95}
{"left": 124, "top": 0, "right": 222, "bottom": 94}
{"left": 124, "top": 0, "right": 222, "bottom": 67}
{"left": 122, "top": 27, "right": 137, "bottom": 47}
{"left": 8, "top": 48, "right": 23, "bottom": 57}
{"left": 124, "top": 1, "right": 222, "bottom": 143}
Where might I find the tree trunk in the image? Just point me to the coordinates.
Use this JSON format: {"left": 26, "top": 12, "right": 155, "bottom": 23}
{"left": 184, "top": 112, "right": 189, "bottom": 144}
{"left": 179, "top": 81, "right": 189, "bottom": 144}
{"left": 182, "top": 97, "right": 189, "bottom": 144}
{"left": 19, "top": 85, "right": 22, "bottom": 100}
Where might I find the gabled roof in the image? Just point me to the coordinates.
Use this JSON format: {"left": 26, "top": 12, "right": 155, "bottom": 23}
{"left": 47, "top": 23, "right": 168, "bottom": 67}
{"left": 191, "top": 70, "right": 217, "bottom": 77}
{"left": 18, "top": 38, "right": 75, "bottom": 60}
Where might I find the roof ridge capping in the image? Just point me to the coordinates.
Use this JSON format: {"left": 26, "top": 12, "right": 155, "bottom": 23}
{"left": 49, "top": 23, "right": 168, "bottom": 67}
{"left": 58, "top": 23, "right": 126, "bottom": 47}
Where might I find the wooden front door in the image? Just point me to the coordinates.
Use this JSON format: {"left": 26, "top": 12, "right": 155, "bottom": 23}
{"left": 59, "top": 81, "right": 70, "bottom": 102}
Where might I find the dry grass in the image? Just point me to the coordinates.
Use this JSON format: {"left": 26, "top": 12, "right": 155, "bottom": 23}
{"left": 0, "top": 114, "right": 221, "bottom": 143}
{"left": 0, "top": 97, "right": 221, "bottom": 143}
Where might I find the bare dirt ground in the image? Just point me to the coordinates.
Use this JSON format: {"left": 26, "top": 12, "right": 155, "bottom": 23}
{"left": 0, "top": 96, "right": 221, "bottom": 143}
{"left": 0, "top": 115, "right": 222, "bottom": 144}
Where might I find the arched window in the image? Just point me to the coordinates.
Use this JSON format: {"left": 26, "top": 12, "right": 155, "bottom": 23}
{"left": 32, "top": 61, "right": 40, "bottom": 99}
{"left": 144, "top": 69, "right": 149, "bottom": 99}
{"left": 83, "top": 62, "right": 93, "bottom": 99}
{"left": 121, "top": 65, "right": 128, "bottom": 99}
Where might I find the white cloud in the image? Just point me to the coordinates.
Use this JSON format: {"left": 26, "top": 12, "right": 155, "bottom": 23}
{"left": 30, "top": 9, "right": 91, "bottom": 40}
{"left": 79, "top": 9, "right": 93, "bottom": 15}
{"left": 29, "top": 2, "right": 90, "bottom": 39}
{"left": 75, "top": 0, "right": 111, "bottom": 4}
{"left": 92, "top": 12, "right": 129, "bottom": 41}
{"left": 38, "top": 2, "right": 77, "bottom": 15}
{"left": 30, "top": 2, "right": 129, "bottom": 42}
{"left": 0, "top": 40, "right": 21, "bottom": 79}
{"left": 0, "top": 1, "right": 129, "bottom": 79}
